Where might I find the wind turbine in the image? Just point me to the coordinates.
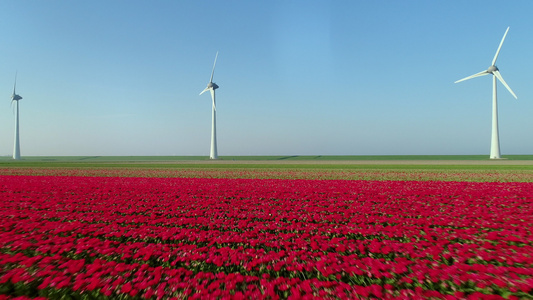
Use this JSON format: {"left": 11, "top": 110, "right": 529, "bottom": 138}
{"left": 455, "top": 27, "right": 517, "bottom": 159}
{"left": 200, "top": 52, "right": 220, "bottom": 160}
{"left": 11, "top": 73, "right": 23, "bottom": 160}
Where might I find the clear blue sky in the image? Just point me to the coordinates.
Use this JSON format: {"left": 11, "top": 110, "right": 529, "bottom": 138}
{"left": 0, "top": 1, "right": 532, "bottom": 156}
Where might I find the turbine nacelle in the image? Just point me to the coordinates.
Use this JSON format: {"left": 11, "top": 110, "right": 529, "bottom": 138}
{"left": 208, "top": 82, "right": 219, "bottom": 90}
{"left": 199, "top": 82, "right": 219, "bottom": 96}
{"left": 12, "top": 94, "right": 22, "bottom": 101}
{"left": 487, "top": 65, "right": 498, "bottom": 74}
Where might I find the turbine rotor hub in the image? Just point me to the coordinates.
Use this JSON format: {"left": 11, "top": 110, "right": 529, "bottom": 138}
{"left": 487, "top": 65, "right": 498, "bottom": 73}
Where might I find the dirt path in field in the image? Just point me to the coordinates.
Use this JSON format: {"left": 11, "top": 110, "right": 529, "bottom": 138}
{"left": 130, "top": 160, "right": 533, "bottom": 165}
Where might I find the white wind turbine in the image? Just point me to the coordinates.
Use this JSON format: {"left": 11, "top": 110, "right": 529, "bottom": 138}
{"left": 455, "top": 27, "right": 517, "bottom": 159}
{"left": 11, "top": 73, "right": 23, "bottom": 160}
{"left": 200, "top": 52, "right": 220, "bottom": 160}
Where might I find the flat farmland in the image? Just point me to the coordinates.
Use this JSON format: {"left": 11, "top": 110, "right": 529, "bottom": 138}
{"left": 0, "top": 156, "right": 532, "bottom": 299}
{"left": 2, "top": 155, "right": 533, "bottom": 182}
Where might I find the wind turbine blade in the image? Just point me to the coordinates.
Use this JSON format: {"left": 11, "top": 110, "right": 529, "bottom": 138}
{"left": 199, "top": 87, "right": 209, "bottom": 96}
{"left": 210, "top": 89, "right": 216, "bottom": 111}
{"left": 209, "top": 51, "right": 218, "bottom": 83}
{"left": 492, "top": 27, "right": 510, "bottom": 66}
{"left": 13, "top": 72, "right": 17, "bottom": 95}
{"left": 454, "top": 70, "right": 490, "bottom": 83}
{"left": 493, "top": 70, "right": 517, "bottom": 99}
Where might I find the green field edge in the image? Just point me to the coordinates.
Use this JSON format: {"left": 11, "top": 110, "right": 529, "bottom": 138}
{"left": 2, "top": 154, "right": 533, "bottom": 162}
{"left": 1, "top": 155, "right": 533, "bottom": 172}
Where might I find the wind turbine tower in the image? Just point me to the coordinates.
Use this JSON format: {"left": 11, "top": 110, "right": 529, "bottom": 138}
{"left": 11, "top": 74, "right": 23, "bottom": 160}
{"left": 200, "top": 52, "right": 220, "bottom": 160}
{"left": 455, "top": 27, "right": 517, "bottom": 159}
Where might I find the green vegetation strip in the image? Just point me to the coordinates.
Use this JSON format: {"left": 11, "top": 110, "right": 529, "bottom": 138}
{"left": 1, "top": 154, "right": 533, "bottom": 162}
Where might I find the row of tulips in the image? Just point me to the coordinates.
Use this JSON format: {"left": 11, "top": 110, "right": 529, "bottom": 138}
{"left": 1, "top": 175, "right": 532, "bottom": 299}
{"left": 2, "top": 167, "right": 533, "bottom": 182}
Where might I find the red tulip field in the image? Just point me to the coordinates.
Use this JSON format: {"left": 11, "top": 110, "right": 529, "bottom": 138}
{"left": 0, "top": 172, "right": 532, "bottom": 299}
